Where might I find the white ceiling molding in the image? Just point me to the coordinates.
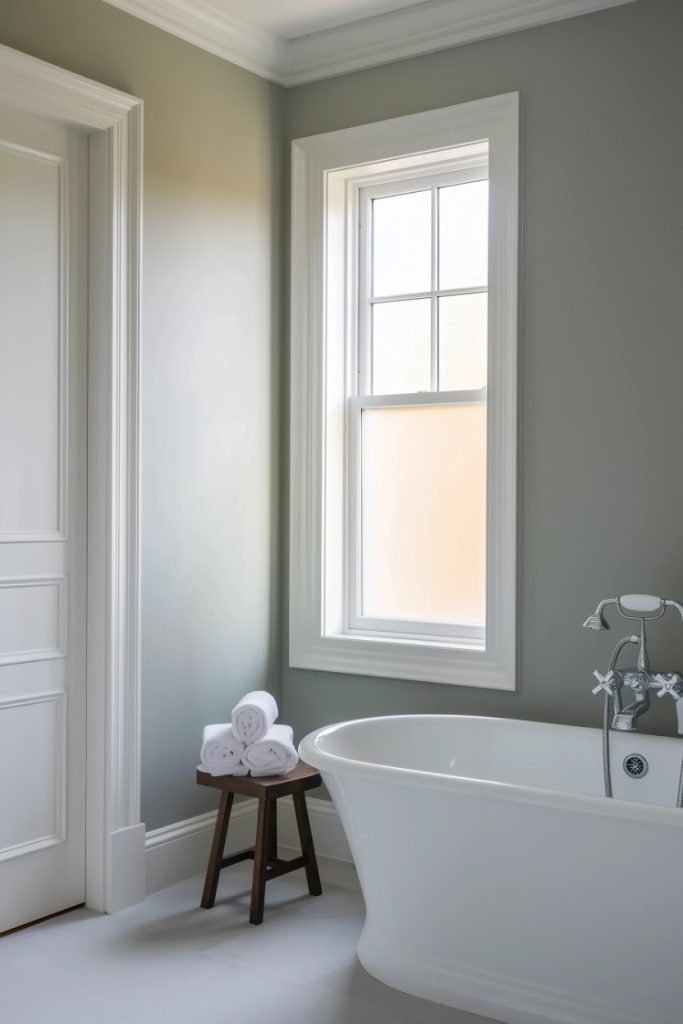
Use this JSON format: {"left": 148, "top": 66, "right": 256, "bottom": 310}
{"left": 284, "top": 0, "right": 638, "bottom": 84}
{"left": 103, "top": 0, "right": 638, "bottom": 86}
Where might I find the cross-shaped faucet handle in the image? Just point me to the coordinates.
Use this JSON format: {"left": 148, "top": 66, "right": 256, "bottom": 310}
{"left": 653, "top": 673, "right": 683, "bottom": 701}
{"left": 592, "top": 670, "right": 623, "bottom": 697}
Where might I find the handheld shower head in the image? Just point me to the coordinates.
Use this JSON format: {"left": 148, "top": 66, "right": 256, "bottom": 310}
{"left": 583, "top": 594, "right": 677, "bottom": 633}
{"left": 583, "top": 612, "right": 610, "bottom": 631}
{"left": 583, "top": 598, "right": 618, "bottom": 631}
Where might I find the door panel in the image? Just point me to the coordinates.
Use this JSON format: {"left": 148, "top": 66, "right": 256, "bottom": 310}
{"left": 0, "top": 576, "right": 66, "bottom": 663}
{"left": 0, "top": 105, "right": 87, "bottom": 932}
{"left": 0, "top": 142, "right": 63, "bottom": 539}
{"left": 0, "top": 692, "right": 65, "bottom": 861}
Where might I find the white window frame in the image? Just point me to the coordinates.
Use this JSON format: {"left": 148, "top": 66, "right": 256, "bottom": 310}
{"left": 290, "top": 93, "right": 519, "bottom": 690}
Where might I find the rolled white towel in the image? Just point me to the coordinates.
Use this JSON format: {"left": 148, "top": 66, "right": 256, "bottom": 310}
{"left": 241, "top": 723, "right": 299, "bottom": 777}
{"left": 199, "top": 723, "right": 248, "bottom": 776}
{"left": 231, "top": 690, "right": 279, "bottom": 744}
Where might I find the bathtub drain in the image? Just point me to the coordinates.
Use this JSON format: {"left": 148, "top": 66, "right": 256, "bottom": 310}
{"left": 623, "top": 754, "right": 648, "bottom": 779}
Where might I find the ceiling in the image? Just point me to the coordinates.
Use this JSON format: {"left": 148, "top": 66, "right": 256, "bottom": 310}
{"left": 103, "top": 0, "right": 638, "bottom": 86}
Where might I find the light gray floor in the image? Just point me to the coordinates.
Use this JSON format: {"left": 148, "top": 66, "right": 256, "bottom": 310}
{"left": 0, "top": 861, "right": 502, "bottom": 1024}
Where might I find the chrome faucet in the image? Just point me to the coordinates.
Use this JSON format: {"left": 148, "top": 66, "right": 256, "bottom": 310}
{"left": 584, "top": 594, "right": 683, "bottom": 806}
{"left": 585, "top": 594, "right": 683, "bottom": 735}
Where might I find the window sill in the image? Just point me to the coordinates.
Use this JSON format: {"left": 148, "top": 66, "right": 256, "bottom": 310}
{"left": 344, "top": 627, "right": 485, "bottom": 652}
{"left": 289, "top": 628, "right": 515, "bottom": 690}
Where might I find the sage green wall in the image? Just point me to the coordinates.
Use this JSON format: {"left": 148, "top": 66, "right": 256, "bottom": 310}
{"left": 282, "top": 0, "right": 683, "bottom": 744}
{"left": 0, "top": 0, "right": 284, "bottom": 828}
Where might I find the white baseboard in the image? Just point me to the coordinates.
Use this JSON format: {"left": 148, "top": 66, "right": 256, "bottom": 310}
{"left": 145, "top": 800, "right": 256, "bottom": 896}
{"left": 145, "top": 795, "right": 353, "bottom": 895}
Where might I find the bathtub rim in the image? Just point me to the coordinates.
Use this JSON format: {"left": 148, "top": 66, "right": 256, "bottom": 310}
{"left": 299, "top": 714, "right": 683, "bottom": 828}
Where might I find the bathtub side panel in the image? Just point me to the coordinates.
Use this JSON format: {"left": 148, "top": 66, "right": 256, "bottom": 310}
{"left": 324, "top": 772, "right": 683, "bottom": 1024}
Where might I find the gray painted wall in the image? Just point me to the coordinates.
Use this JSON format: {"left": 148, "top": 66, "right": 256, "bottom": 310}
{"left": 0, "top": 0, "right": 284, "bottom": 829}
{"left": 282, "top": 0, "right": 683, "bottom": 746}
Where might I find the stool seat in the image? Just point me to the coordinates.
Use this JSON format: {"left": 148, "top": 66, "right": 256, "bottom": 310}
{"left": 197, "top": 762, "right": 323, "bottom": 925}
{"left": 196, "top": 760, "right": 323, "bottom": 799}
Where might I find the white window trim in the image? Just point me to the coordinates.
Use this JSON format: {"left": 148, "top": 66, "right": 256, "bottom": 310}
{"left": 290, "top": 93, "right": 519, "bottom": 690}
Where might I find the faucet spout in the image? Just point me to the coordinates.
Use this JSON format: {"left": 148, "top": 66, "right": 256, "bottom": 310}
{"left": 612, "top": 697, "right": 650, "bottom": 731}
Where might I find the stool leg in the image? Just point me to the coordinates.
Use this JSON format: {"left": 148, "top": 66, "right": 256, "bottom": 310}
{"left": 201, "top": 791, "right": 234, "bottom": 909}
{"left": 250, "top": 798, "right": 271, "bottom": 925}
{"left": 293, "top": 792, "right": 323, "bottom": 897}
{"left": 266, "top": 799, "right": 278, "bottom": 862}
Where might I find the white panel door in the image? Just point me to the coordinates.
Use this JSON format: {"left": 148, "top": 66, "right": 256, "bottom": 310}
{"left": 0, "top": 105, "right": 87, "bottom": 932}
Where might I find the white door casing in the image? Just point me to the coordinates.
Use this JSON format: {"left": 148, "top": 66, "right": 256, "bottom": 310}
{"left": 0, "top": 106, "right": 88, "bottom": 932}
{"left": 0, "top": 44, "right": 144, "bottom": 915}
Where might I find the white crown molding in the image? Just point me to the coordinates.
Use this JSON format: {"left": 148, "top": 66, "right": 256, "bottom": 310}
{"left": 103, "top": 0, "right": 287, "bottom": 83}
{"left": 103, "top": 0, "right": 637, "bottom": 86}
{"left": 284, "top": 0, "right": 638, "bottom": 84}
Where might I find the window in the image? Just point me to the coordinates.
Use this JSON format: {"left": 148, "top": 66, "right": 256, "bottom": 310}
{"left": 290, "top": 94, "right": 519, "bottom": 689}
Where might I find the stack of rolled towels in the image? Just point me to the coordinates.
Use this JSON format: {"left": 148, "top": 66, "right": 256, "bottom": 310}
{"left": 198, "top": 690, "right": 299, "bottom": 778}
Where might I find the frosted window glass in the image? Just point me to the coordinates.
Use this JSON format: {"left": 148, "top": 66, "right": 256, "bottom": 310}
{"left": 372, "top": 190, "right": 431, "bottom": 297}
{"left": 439, "top": 180, "right": 488, "bottom": 290}
{"left": 373, "top": 299, "right": 431, "bottom": 395}
{"left": 361, "top": 404, "right": 486, "bottom": 625}
{"left": 439, "top": 294, "right": 488, "bottom": 391}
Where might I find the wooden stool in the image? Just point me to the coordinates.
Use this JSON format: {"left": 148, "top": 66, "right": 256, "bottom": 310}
{"left": 196, "top": 762, "right": 323, "bottom": 925}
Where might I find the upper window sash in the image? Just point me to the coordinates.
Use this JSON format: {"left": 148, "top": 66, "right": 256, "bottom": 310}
{"left": 357, "top": 164, "right": 488, "bottom": 398}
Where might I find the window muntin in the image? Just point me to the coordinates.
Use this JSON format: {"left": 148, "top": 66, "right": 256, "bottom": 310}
{"left": 348, "top": 165, "right": 489, "bottom": 644}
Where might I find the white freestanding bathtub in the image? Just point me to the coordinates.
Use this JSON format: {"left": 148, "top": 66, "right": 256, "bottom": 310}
{"left": 299, "top": 715, "right": 683, "bottom": 1024}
